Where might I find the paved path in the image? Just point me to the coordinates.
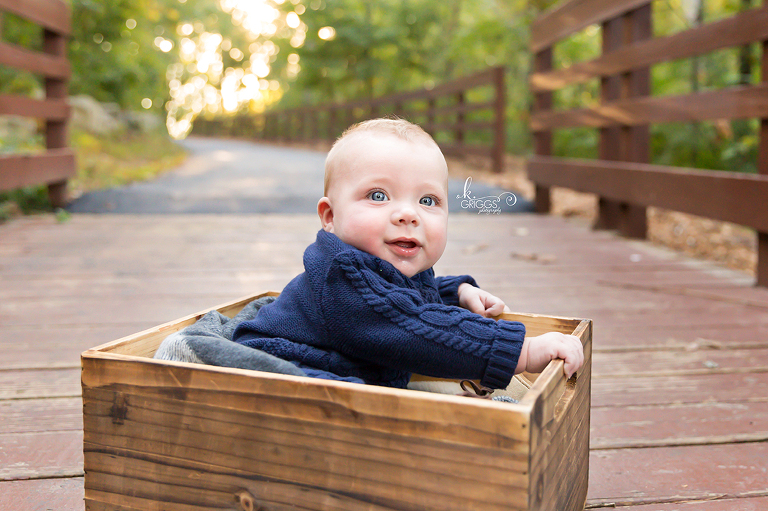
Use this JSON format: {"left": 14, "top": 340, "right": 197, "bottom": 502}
{"left": 67, "top": 137, "right": 533, "bottom": 215}
{"left": 2, "top": 140, "right": 767, "bottom": 510}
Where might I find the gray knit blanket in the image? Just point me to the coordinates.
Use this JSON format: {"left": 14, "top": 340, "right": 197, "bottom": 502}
{"left": 153, "top": 296, "right": 306, "bottom": 377}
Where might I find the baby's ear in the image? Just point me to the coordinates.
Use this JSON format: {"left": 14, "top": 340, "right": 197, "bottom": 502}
{"left": 317, "top": 197, "right": 334, "bottom": 232}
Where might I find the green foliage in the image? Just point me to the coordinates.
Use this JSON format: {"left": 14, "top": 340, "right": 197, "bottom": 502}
{"left": 272, "top": 0, "right": 535, "bottom": 154}
{"left": 0, "top": 186, "right": 51, "bottom": 216}
{"left": 0, "top": 13, "right": 44, "bottom": 97}
{"left": 67, "top": 0, "right": 180, "bottom": 112}
{"left": 2, "top": 0, "right": 763, "bottom": 172}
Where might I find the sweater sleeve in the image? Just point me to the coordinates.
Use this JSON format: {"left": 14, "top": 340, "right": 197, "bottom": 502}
{"left": 435, "top": 275, "right": 478, "bottom": 307}
{"left": 321, "top": 252, "right": 525, "bottom": 389}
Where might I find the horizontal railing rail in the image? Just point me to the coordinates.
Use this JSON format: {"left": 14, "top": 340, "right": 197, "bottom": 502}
{"left": 193, "top": 66, "right": 507, "bottom": 173}
{"left": 0, "top": 0, "right": 74, "bottom": 207}
{"left": 529, "top": 0, "right": 768, "bottom": 285}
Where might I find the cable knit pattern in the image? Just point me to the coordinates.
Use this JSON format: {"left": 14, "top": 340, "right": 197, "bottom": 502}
{"left": 233, "top": 229, "right": 525, "bottom": 389}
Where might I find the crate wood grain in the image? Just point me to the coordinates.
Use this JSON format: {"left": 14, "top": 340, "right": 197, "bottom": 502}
{"left": 81, "top": 291, "right": 592, "bottom": 511}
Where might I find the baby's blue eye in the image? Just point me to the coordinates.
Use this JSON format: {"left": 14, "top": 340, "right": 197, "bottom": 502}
{"left": 370, "top": 191, "right": 388, "bottom": 201}
{"left": 420, "top": 196, "right": 436, "bottom": 206}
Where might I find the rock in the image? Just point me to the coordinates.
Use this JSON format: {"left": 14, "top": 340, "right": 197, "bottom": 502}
{"left": 69, "top": 95, "right": 124, "bottom": 134}
{"left": 123, "top": 110, "right": 163, "bottom": 133}
{"left": 0, "top": 116, "right": 38, "bottom": 142}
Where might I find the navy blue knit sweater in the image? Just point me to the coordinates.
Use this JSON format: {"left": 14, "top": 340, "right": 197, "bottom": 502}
{"left": 232, "top": 230, "right": 525, "bottom": 389}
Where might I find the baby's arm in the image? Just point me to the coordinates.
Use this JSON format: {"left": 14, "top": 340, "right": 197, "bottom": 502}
{"left": 455, "top": 282, "right": 583, "bottom": 378}
{"left": 457, "top": 283, "right": 509, "bottom": 318}
{"left": 516, "top": 332, "right": 584, "bottom": 379}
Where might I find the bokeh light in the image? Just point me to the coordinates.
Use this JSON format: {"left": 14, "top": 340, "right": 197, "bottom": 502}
{"left": 165, "top": 0, "right": 307, "bottom": 139}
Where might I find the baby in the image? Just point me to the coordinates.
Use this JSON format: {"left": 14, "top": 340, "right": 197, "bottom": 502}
{"left": 233, "top": 118, "right": 583, "bottom": 389}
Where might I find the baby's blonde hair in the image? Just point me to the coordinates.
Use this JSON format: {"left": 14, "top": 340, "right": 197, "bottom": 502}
{"left": 324, "top": 118, "right": 440, "bottom": 195}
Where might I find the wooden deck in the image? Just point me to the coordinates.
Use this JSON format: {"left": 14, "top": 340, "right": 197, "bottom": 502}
{"left": 2, "top": 212, "right": 767, "bottom": 510}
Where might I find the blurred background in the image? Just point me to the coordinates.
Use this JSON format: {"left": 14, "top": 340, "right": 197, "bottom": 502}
{"left": 0, "top": 0, "right": 762, "bottom": 214}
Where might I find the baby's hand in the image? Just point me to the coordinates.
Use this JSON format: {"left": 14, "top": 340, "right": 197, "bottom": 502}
{"left": 457, "top": 283, "right": 508, "bottom": 317}
{"left": 516, "top": 332, "right": 584, "bottom": 379}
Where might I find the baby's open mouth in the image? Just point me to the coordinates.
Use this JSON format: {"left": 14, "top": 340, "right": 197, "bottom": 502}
{"left": 392, "top": 240, "right": 417, "bottom": 249}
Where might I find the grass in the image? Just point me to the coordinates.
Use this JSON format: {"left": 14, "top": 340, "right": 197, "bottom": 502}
{"left": 0, "top": 127, "right": 187, "bottom": 222}
{"left": 69, "top": 128, "right": 187, "bottom": 194}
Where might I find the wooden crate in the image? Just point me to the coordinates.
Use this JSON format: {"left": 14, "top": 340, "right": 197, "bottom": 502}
{"left": 81, "top": 291, "right": 592, "bottom": 511}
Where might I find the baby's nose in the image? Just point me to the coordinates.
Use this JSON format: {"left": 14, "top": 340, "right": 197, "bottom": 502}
{"left": 393, "top": 205, "right": 419, "bottom": 225}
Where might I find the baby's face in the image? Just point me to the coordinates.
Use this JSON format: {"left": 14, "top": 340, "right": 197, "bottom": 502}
{"left": 319, "top": 134, "right": 449, "bottom": 278}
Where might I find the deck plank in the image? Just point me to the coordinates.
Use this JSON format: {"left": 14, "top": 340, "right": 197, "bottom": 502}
{"left": 0, "top": 477, "right": 84, "bottom": 510}
{"left": 0, "top": 212, "right": 763, "bottom": 510}
{"left": 591, "top": 400, "right": 768, "bottom": 449}
{"left": 0, "top": 430, "right": 83, "bottom": 481}
{"left": 587, "top": 443, "right": 768, "bottom": 507}
{"left": 0, "top": 397, "right": 82, "bottom": 434}
{"left": 0, "top": 368, "right": 81, "bottom": 400}
{"left": 595, "top": 496, "right": 768, "bottom": 510}
{"left": 592, "top": 371, "right": 768, "bottom": 407}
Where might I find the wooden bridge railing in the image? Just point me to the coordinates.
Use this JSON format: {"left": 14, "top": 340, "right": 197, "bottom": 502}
{"left": 528, "top": 0, "right": 768, "bottom": 285}
{"left": 0, "top": 0, "right": 73, "bottom": 207}
{"left": 193, "top": 66, "right": 507, "bottom": 173}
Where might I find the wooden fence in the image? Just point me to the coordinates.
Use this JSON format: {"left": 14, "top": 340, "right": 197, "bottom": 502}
{"left": 0, "top": 0, "right": 73, "bottom": 207}
{"left": 193, "top": 66, "right": 507, "bottom": 173}
{"left": 528, "top": 0, "right": 768, "bottom": 285}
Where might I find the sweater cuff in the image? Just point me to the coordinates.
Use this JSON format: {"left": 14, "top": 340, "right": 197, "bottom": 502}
{"left": 480, "top": 320, "right": 526, "bottom": 389}
{"left": 436, "top": 275, "right": 479, "bottom": 307}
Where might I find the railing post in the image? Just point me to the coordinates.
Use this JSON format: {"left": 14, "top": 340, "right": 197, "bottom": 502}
{"left": 455, "top": 91, "right": 465, "bottom": 150}
{"left": 532, "top": 48, "right": 552, "bottom": 213}
{"left": 310, "top": 109, "right": 316, "bottom": 142}
{"left": 329, "top": 107, "right": 337, "bottom": 141}
{"left": 346, "top": 106, "right": 354, "bottom": 130}
{"left": 594, "top": 15, "right": 624, "bottom": 230}
{"left": 394, "top": 102, "right": 403, "bottom": 120}
{"left": 617, "top": 5, "right": 651, "bottom": 239}
{"left": 426, "top": 97, "right": 436, "bottom": 138}
{"left": 44, "top": 28, "right": 68, "bottom": 207}
{"left": 758, "top": 17, "right": 768, "bottom": 286}
{"left": 492, "top": 66, "right": 506, "bottom": 174}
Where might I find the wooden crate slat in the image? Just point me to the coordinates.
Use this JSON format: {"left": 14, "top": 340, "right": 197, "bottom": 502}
{"left": 81, "top": 419, "right": 528, "bottom": 509}
{"left": 82, "top": 453, "right": 529, "bottom": 511}
{"left": 0, "top": 41, "right": 70, "bottom": 80}
{"left": 0, "top": 0, "right": 71, "bottom": 35}
{"left": 527, "top": 155, "right": 768, "bottom": 232}
{"left": 531, "top": 6, "right": 768, "bottom": 92}
{"left": 530, "top": 82, "right": 768, "bottom": 131}
{"left": 0, "top": 149, "right": 75, "bottom": 191}
{"left": 82, "top": 387, "right": 530, "bottom": 472}
{"left": 81, "top": 356, "right": 532, "bottom": 448}
{"left": 0, "top": 94, "right": 69, "bottom": 120}
{"left": 531, "top": 0, "right": 651, "bottom": 53}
